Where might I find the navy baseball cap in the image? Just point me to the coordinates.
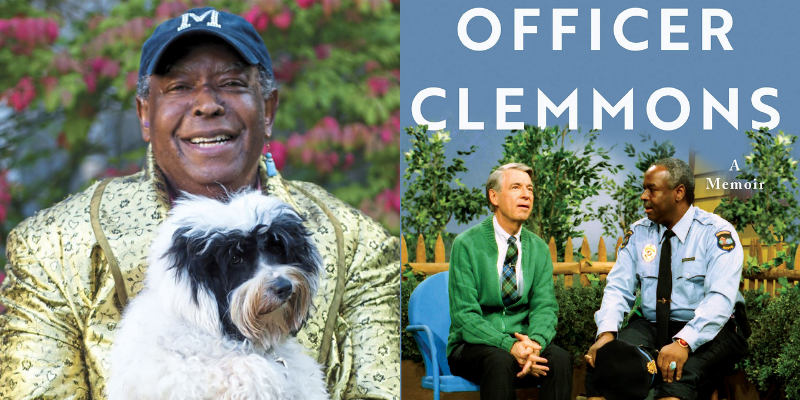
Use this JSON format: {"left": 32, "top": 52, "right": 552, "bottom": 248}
{"left": 139, "top": 7, "right": 273, "bottom": 79}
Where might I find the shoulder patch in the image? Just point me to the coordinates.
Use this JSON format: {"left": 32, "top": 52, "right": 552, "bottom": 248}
{"left": 620, "top": 229, "right": 633, "bottom": 250}
{"left": 715, "top": 230, "right": 736, "bottom": 252}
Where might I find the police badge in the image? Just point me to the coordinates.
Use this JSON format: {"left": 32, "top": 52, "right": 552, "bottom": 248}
{"left": 642, "top": 244, "right": 657, "bottom": 262}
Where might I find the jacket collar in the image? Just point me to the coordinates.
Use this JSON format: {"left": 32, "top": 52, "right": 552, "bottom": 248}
{"left": 480, "top": 215, "right": 533, "bottom": 249}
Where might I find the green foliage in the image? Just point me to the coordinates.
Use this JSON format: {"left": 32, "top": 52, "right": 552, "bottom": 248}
{"left": 716, "top": 128, "right": 800, "bottom": 246}
{"left": 778, "top": 314, "right": 800, "bottom": 399}
{"left": 743, "top": 251, "right": 791, "bottom": 278}
{"left": 278, "top": 115, "right": 400, "bottom": 235}
{"left": 598, "top": 134, "right": 676, "bottom": 238}
{"left": 740, "top": 286, "right": 800, "bottom": 398}
{"left": 498, "top": 125, "right": 621, "bottom": 259}
{"left": 401, "top": 268, "right": 424, "bottom": 362}
{"left": 402, "top": 125, "right": 486, "bottom": 258}
{"left": 552, "top": 280, "right": 606, "bottom": 365}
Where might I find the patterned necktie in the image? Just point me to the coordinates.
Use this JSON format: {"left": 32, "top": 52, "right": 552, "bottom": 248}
{"left": 656, "top": 229, "right": 676, "bottom": 348}
{"left": 501, "top": 236, "right": 520, "bottom": 307}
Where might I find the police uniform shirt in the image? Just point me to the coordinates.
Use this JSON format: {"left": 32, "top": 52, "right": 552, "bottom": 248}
{"left": 595, "top": 206, "right": 744, "bottom": 351}
{"left": 493, "top": 215, "right": 524, "bottom": 296}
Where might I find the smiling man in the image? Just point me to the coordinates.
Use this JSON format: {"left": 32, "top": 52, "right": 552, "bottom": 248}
{"left": 140, "top": 36, "right": 272, "bottom": 199}
{"left": 0, "top": 8, "right": 399, "bottom": 400}
{"left": 447, "top": 163, "right": 572, "bottom": 400}
{"left": 584, "top": 158, "right": 749, "bottom": 400}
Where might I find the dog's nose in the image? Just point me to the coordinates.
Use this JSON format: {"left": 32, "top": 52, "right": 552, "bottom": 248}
{"left": 273, "top": 277, "right": 293, "bottom": 301}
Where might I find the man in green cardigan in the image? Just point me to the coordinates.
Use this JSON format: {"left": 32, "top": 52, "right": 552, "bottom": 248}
{"left": 447, "top": 163, "right": 573, "bottom": 400}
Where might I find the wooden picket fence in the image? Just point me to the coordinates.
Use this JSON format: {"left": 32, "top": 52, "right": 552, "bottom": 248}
{"left": 742, "top": 238, "right": 800, "bottom": 295}
{"left": 402, "top": 234, "right": 800, "bottom": 296}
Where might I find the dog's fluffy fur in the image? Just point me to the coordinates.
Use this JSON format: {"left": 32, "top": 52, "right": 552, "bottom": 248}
{"left": 107, "top": 190, "right": 329, "bottom": 400}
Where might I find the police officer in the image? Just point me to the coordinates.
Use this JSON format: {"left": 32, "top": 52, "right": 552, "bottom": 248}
{"left": 584, "top": 158, "right": 748, "bottom": 400}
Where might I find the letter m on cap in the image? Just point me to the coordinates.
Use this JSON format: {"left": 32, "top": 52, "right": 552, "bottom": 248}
{"left": 177, "top": 9, "right": 222, "bottom": 31}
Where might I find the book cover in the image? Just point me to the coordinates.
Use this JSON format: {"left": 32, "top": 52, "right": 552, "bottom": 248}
{"left": 401, "top": 1, "right": 800, "bottom": 398}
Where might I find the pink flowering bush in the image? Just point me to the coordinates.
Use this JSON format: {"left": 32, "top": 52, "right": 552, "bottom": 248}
{"left": 271, "top": 9, "right": 293, "bottom": 30}
{"left": 278, "top": 111, "right": 399, "bottom": 226}
{"left": 0, "top": 17, "right": 59, "bottom": 54}
{"left": 1, "top": 77, "right": 35, "bottom": 112}
{"left": 0, "top": 271, "right": 5, "bottom": 313}
{"left": 296, "top": 0, "right": 316, "bottom": 9}
{"left": 0, "top": 171, "right": 8, "bottom": 295}
{"left": 243, "top": 6, "right": 270, "bottom": 31}
{"left": 0, "top": 0, "right": 399, "bottom": 272}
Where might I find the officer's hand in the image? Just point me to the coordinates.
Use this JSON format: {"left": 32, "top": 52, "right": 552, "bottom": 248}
{"left": 585, "top": 332, "right": 614, "bottom": 368}
{"left": 657, "top": 341, "right": 690, "bottom": 383}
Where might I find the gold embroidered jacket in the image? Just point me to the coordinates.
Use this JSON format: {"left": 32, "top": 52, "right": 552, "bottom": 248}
{"left": 0, "top": 153, "right": 400, "bottom": 400}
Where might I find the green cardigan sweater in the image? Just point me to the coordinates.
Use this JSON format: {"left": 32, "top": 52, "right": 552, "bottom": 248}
{"left": 447, "top": 217, "right": 558, "bottom": 356}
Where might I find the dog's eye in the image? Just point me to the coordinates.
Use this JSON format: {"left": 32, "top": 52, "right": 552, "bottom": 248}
{"left": 231, "top": 255, "right": 243, "bottom": 265}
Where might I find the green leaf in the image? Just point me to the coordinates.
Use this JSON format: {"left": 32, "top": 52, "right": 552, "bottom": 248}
{"left": 63, "top": 116, "right": 92, "bottom": 147}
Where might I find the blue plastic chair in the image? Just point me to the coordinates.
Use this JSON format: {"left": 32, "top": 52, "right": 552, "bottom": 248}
{"left": 406, "top": 271, "right": 480, "bottom": 400}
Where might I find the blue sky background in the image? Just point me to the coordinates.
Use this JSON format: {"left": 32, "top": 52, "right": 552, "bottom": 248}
{"left": 401, "top": 1, "right": 800, "bottom": 253}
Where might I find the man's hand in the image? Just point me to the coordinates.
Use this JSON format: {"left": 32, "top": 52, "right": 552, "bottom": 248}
{"left": 584, "top": 332, "right": 615, "bottom": 368}
{"left": 517, "top": 354, "right": 550, "bottom": 378}
{"left": 657, "top": 341, "right": 690, "bottom": 383}
{"left": 513, "top": 333, "right": 542, "bottom": 357}
{"left": 512, "top": 333, "right": 548, "bottom": 378}
{"left": 510, "top": 340, "right": 534, "bottom": 365}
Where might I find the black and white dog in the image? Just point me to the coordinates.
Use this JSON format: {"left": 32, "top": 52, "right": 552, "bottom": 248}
{"left": 107, "top": 190, "right": 329, "bottom": 400}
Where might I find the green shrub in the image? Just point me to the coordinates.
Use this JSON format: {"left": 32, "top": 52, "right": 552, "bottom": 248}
{"left": 401, "top": 269, "right": 424, "bottom": 362}
{"left": 552, "top": 279, "right": 606, "bottom": 365}
{"left": 715, "top": 128, "right": 800, "bottom": 246}
{"left": 740, "top": 286, "right": 800, "bottom": 398}
{"left": 778, "top": 320, "right": 800, "bottom": 399}
{"left": 402, "top": 126, "right": 486, "bottom": 258}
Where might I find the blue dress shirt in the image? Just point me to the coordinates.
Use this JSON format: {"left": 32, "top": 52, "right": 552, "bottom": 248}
{"left": 595, "top": 206, "right": 744, "bottom": 350}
